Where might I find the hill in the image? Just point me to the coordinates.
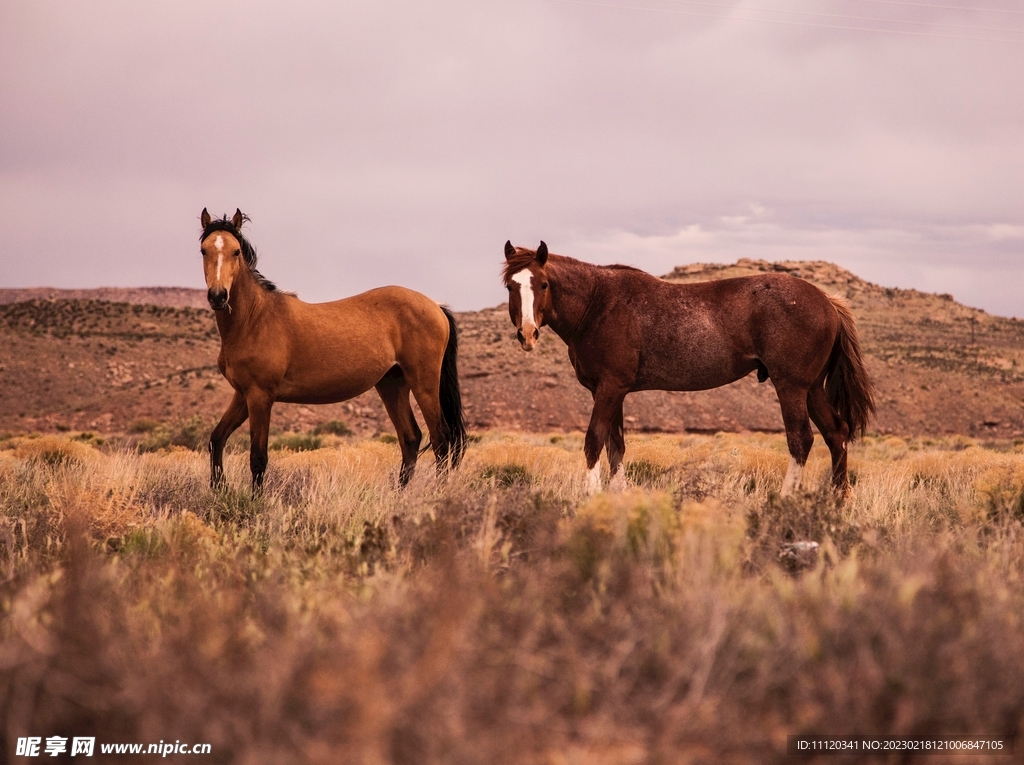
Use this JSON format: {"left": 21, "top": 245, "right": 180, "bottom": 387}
{"left": 1, "top": 261, "right": 1023, "bottom": 438}
{"left": 0, "top": 286, "right": 209, "bottom": 308}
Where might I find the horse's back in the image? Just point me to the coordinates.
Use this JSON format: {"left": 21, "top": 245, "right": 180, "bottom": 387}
{"left": 306, "top": 284, "right": 436, "bottom": 313}
{"left": 647, "top": 272, "right": 836, "bottom": 334}
{"left": 607, "top": 271, "right": 839, "bottom": 390}
{"left": 266, "top": 286, "right": 448, "bottom": 403}
{"left": 293, "top": 286, "right": 446, "bottom": 334}
{"left": 682, "top": 273, "right": 840, "bottom": 382}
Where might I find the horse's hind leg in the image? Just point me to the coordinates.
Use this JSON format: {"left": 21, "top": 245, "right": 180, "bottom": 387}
{"left": 606, "top": 399, "right": 628, "bottom": 493}
{"left": 209, "top": 390, "right": 248, "bottom": 487}
{"left": 775, "top": 384, "right": 815, "bottom": 496}
{"left": 408, "top": 381, "right": 450, "bottom": 475}
{"left": 375, "top": 367, "right": 423, "bottom": 487}
{"left": 807, "top": 383, "right": 851, "bottom": 496}
{"left": 401, "top": 356, "right": 456, "bottom": 476}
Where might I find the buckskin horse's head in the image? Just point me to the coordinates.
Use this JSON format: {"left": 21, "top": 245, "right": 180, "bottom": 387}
{"left": 199, "top": 208, "right": 247, "bottom": 311}
{"left": 503, "top": 240, "right": 551, "bottom": 352}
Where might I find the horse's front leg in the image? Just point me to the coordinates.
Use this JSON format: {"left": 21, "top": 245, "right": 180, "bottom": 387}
{"left": 209, "top": 390, "right": 248, "bottom": 487}
{"left": 583, "top": 385, "right": 628, "bottom": 495}
{"left": 245, "top": 388, "right": 275, "bottom": 495}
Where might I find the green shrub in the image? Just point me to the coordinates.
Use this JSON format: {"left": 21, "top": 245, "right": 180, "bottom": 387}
{"left": 624, "top": 458, "right": 666, "bottom": 487}
{"left": 481, "top": 463, "right": 531, "bottom": 487}
{"left": 271, "top": 433, "right": 323, "bottom": 452}
{"left": 129, "top": 418, "right": 161, "bottom": 433}
{"left": 313, "top": 420, "right": 353, "bottom": 437}
{"left": 170, "top": 415, "right": 208, "bottom": 451}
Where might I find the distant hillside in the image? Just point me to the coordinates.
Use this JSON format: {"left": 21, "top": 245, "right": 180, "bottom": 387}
{"left": 0, "top": 287, "right": 208, "bottom": 309}
{"left": 2, "top": 261, "right": 1023, "bottom": 438}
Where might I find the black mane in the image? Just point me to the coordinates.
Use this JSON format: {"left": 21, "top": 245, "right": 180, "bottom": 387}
{"left": 200, "top": 215, "right": 277, "bottom": 292}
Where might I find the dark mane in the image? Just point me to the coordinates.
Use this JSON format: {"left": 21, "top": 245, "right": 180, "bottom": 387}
{"left": 503, "top": 248, "right": 644, "bottom": 284}
{"left": 200, "top": 215, "right": 277, "bottom": 292}
{"left": 502, "top": 248, "right": 538, "bottom": 284}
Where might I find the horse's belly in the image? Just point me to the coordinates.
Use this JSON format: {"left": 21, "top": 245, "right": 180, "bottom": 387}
{"left": 635, "top": 355, "right": 755, "bottom": 392}
{"left": 276, "top": 367, "right": 386, "bottom": 405}
{"left": 634, "top": 369, "right": 748, "bottom": 393}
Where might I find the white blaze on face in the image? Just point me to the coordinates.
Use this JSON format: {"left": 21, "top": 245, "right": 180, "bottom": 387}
{"left": 511, "top": 270, "right": 535, "bottom": 328}
{"left": 214, "top": 235, "right": 224, "bottom": 281}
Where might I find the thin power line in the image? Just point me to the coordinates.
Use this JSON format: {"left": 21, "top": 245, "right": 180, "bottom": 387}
{"left": 846, "top": 0, "right": 1024, "bottom": 15}
{"left": 550, "top": 0, "right": 1024, "bottom": 42}
{"left": 655, "top": 0, "right": 1023, "bottom": 33}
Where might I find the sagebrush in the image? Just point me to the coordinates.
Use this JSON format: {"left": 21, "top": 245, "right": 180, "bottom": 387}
{"left": 2, "top": 432, "right": 1024, "bottom": 763}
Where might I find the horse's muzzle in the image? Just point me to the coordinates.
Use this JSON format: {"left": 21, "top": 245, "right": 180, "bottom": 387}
{"left": 517, "top": 327, "right": 540, "bottom": 351}
{"left": 208, "top": 288, "right": 229, "bottom": 311}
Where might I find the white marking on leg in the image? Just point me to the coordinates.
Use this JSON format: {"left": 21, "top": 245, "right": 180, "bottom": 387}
{"left": 585, "top": 462, "right": 601, "bottom": 495}
{"left": 609, "top": 468, "right": 627, "bottom": 493}
{"left": 511, "top": 270, "right": 535, "bottom": 327}
{"left": 780, "top": 457, "right": 804, "bottom": 496}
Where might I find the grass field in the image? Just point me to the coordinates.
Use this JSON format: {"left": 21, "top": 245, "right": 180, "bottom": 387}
{"left": 2, "top": 430, "right": 1024, "bottom": 763}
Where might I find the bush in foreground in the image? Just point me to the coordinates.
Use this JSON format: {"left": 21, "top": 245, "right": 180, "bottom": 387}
{"left": 1, "top": 433, "right": 1023, "bottom": 762}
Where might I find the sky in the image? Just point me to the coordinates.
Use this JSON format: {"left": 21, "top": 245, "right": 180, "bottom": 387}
{"left": 0, "top": 0, "right": 1021, "bottom": 315}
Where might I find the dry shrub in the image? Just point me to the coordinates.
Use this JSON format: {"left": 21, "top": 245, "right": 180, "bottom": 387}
{"left": 13, "top": 436, "right": 96, "bottom": 469}
{"left": 746, "top": 489, "right": 866, "bottom": 573}
{"left": 719, "top": 441, "right": 788, "bottom": 499}
{"left": 47, "top": 481, "right": 142, "bottom": 546}
{"left": 976, "top": 460, "right": 1024, "bottom": 523}
{"left": 4, "top": 434, "right": 1024, "bottom": 763}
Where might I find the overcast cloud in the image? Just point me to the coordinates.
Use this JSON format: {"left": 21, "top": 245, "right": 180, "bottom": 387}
{"left": 1, "top": 0, "right": 1021, "bottom": 313}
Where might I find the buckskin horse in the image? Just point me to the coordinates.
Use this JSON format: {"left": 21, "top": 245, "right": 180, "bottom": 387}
{"left": 502, "top": 241, "right": 875, "bottom": 496}
{"left": 199, "top": 209, "right": 466, "bottom": 492}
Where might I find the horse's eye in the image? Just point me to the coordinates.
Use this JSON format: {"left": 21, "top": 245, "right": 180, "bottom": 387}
{"left": 233, "top": 250, "right": 241, "bottom": 257}
{"left": 540, "top": 282, "right": 549, "bottom": 290}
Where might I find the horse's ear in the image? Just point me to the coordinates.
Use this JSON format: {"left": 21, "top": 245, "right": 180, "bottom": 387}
{"left": 200, "top": 208, "right": 211, "bottom": 228}
{"left": 536, "top": 241, "right": 548, "bottom": 266}
{"left": 231, "top": 209, "right": 245, "bottom": 230}
{"left": 504, "top": 240, "right": 515, "bottom": 260}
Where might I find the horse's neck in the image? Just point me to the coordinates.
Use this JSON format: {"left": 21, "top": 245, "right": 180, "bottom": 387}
{"left": 546, "top": 256, "right": 600, "bottom": 342}
{"left": 215, "top": 272, "right": 268, "bottom": 339}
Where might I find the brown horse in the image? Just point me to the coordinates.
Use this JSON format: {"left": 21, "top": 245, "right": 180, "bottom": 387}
{"left": 199, "top": 209, "right": 466, "bottom": 492}
{"left": 503, "top": 241, "right": 875, "bottom": 496}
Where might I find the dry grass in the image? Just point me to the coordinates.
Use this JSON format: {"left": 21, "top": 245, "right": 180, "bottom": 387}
{"left": 2, "top": 431, "right": 1024, "bottom": 763}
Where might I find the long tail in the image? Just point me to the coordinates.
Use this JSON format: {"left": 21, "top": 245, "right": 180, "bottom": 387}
{"left": 436, "top": 306, "right": 467, "bottom": 470}
{"left": 826, "top": 296, "right": 876, "bottom": 440}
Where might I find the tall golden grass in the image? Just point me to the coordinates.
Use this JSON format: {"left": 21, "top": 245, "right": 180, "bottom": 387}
{"left": 2, "top": 431, "right": 1024, "bottom": 763}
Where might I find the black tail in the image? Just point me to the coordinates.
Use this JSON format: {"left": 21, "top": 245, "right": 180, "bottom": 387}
{"left": 436, "top": 306, "right": 467, "bottom": 471}
{"left": 826, "top": 296, "right": 876, "bottom": 440}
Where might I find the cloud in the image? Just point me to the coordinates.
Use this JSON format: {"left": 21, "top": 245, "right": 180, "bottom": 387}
{"left": 0, "top": 0, "right": 1021, "bottom": 314}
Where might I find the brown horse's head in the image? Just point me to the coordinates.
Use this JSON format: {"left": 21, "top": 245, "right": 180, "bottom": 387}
{"left": 503, "top": 240, "right": 551, "bottom": 352}
{"left": 200, "top": 208, "right": 262, "bottom": 311}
